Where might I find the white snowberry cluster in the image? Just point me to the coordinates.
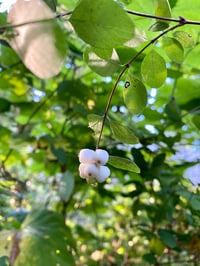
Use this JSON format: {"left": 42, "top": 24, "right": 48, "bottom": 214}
{"left": 78, "top": 149, "right": 110, "bottom": 183}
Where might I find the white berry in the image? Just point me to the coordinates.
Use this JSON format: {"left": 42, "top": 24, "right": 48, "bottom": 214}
{"left": 78, "top": 149, "right": 95, "bottom": 163}
{"left": 94, "top": 149, "right": 109, "bottom": 165}
{"left": 79, "top": 163, "right": 87, "bottom": 179}
{"left": 83, "top": 163, "right": 99, "bottom": 178}
{"left": 95, "top": 166, "right": 110, "bottom": 183}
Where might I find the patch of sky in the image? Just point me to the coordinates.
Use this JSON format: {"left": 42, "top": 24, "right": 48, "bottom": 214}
{"left": 0, "top": 0, "right": 15, "bottom": 12}
{"left": 145, "top": 124, "right": 159, "bottom": 134}
{"left": 32, "top": 88, "right": 45, "bottom": 102}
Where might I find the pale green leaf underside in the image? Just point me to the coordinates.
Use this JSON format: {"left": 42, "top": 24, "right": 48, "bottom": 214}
{"left": 109, "top": 120, "right": 139, "bottom": 144}
{"left": 141, "top": 49, "right": 167, "bottom": 88}
{"left": 88, "top": 114, "right": 103, "bottom": 134}
{"left": 70, "top": 0, "right": 134, "bottom": 49}
{"left": 84, "top": 47, "right": 120, "bottom": 76}
{"left": 7, "top": 0, "right": 67, "bottom": 79}
{"left": 108, "top": 156, "right": 140, "bottom": 173}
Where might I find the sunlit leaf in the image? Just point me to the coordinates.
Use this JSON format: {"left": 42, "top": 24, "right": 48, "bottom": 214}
{"left": 7, "top": 0, "right": 67, "bottom": 79}
{"left": 84, "top": 46, "right": 120, "bottom": 76}
{"left": 173, "top": 31, "right": 194, "bottom": 48}
{"left": 123, "top": 72, "right": 147, "bottom": 114}
{"left": 58, "top": 171, "right": 75, "bottom": 202}
{"left": 108, "top": 156, "right": 140, "bottom": 173}
{"left": 150, "top": 237, "right": 165, "bottom": 255}
{"left": 162, "top": 37, "right": 184, "bottom": 64}
{"left": 141, "top": 49, "right": 167, "bottom": 87}
{"left": 155, "top": 0, "right": 172, "bottom": 18}
{"left": 109, "top": 120, "right": 139, "bottom": 144}
{"left": 70, "top": 0, "right": 134, "bottom": 49}
{"left": 15, "top": 209, "right": 75, "bottom": 266}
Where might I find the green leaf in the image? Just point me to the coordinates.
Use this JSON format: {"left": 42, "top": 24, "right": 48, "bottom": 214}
{"left": 84, "top": 46, "right": 120, "bottom": 76}
{"left": 143, "top": 253, "right": 157, "bottom": 264}
{"left": 15, "top": 209, "right": 75, "bottom": 266}
{"left": 50, "top": 144, "right": 67, "bottom": 165}
{"left": 123, "top": 73, "right": 147, "bottom": 114}
{"left": 108, "top": 156, "right": 140, "bottom": 173}
{"left": 173, "top": 31, "right": 194, "bottom": 48}
{"left": 0, "top": 98, "right": 11, "bottom": 113}
{"left": 109, "top": 120, "right": 139, "bottom": 144}
{"left": 141, "top": 49, "right": 167, "bottom": 87}
{"left": 158, "top": 229, "right": 177, "bottom": 249}
{"left": 149, "top": 21, "right": 169, "bottom": 31}
{"left": 0, "top": 44, "right": 19, "bottom": 67}
{"left": 58, "top": 171, "right": 75, "bottom": 202}
{"left": 155, "top": 0, "right": 172, "bottom": 18}
{"left": 7, "top": 0, "right": 67, "bottom": 79}
{"left": 88, "top": 114, "right": 103, "bottom": 134}
{"left": 43, "top": 0, "right": 57, "bottom": 11}
{"left": 70, "top": 0, "right": 134, "bottom": 49}
{"left": 0, "top": 256, "right": 9, "bottom": 266}
{"left": 162, "top": 37, "right": 184, "bottom": 64}
{"left": 150, "top": 237, "right": 165, "bottom": 255}
{"left": 190, "top": 195, "right": 200, "bottom": 211}
{"left": 164, "top": 97, "right": 181, "bottom": 122}
{"left": 192, "top": 115, "right": 200, "bottom": 129}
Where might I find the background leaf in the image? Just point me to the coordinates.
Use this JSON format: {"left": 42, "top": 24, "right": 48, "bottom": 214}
{"left": 158, "top": 229, "right": 177, "bottom": 249}
{"left": 58, "top": 171, "right": 75, "bottom": 202}
{"left": 15, "top": 209, "right": 75, "bottom": 266}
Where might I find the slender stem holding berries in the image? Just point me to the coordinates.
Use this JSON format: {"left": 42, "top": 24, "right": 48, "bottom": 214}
{"left": 96, "top": 21, "right": 186, "bottom": 149}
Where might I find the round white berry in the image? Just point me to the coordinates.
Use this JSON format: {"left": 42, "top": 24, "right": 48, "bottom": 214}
{"left": 95, "top": 166, "right": 110, "bottom": 183}
{"left": 94, "top": 149, "right": 109, "bottom": 165}
{"left": 78, "top": 149, "right": 95, "bottom": 163}
{"left": 79, "top": 163, "right": 87, "bottom": 179}
{"left": 83, "top": 163, "right": 99, "bottom": 178}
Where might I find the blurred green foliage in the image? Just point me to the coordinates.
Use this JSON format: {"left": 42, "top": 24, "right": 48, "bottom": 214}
{"left": 0, "top": 0, "right": 200, "bottom": 265}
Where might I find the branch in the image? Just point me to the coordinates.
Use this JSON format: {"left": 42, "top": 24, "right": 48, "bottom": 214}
{"left": 126, "top": 9, "right": 200, "bottom": 25}
{"left": 96, "top": 21, "right": 185, "bottom": 149}
{"left": 1, "top": 7, "right": 200, "bottom": 34}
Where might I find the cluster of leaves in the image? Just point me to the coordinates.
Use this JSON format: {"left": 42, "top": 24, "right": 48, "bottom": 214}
{"left": 0, "top": 0, "right": 200, "bottom": 265}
